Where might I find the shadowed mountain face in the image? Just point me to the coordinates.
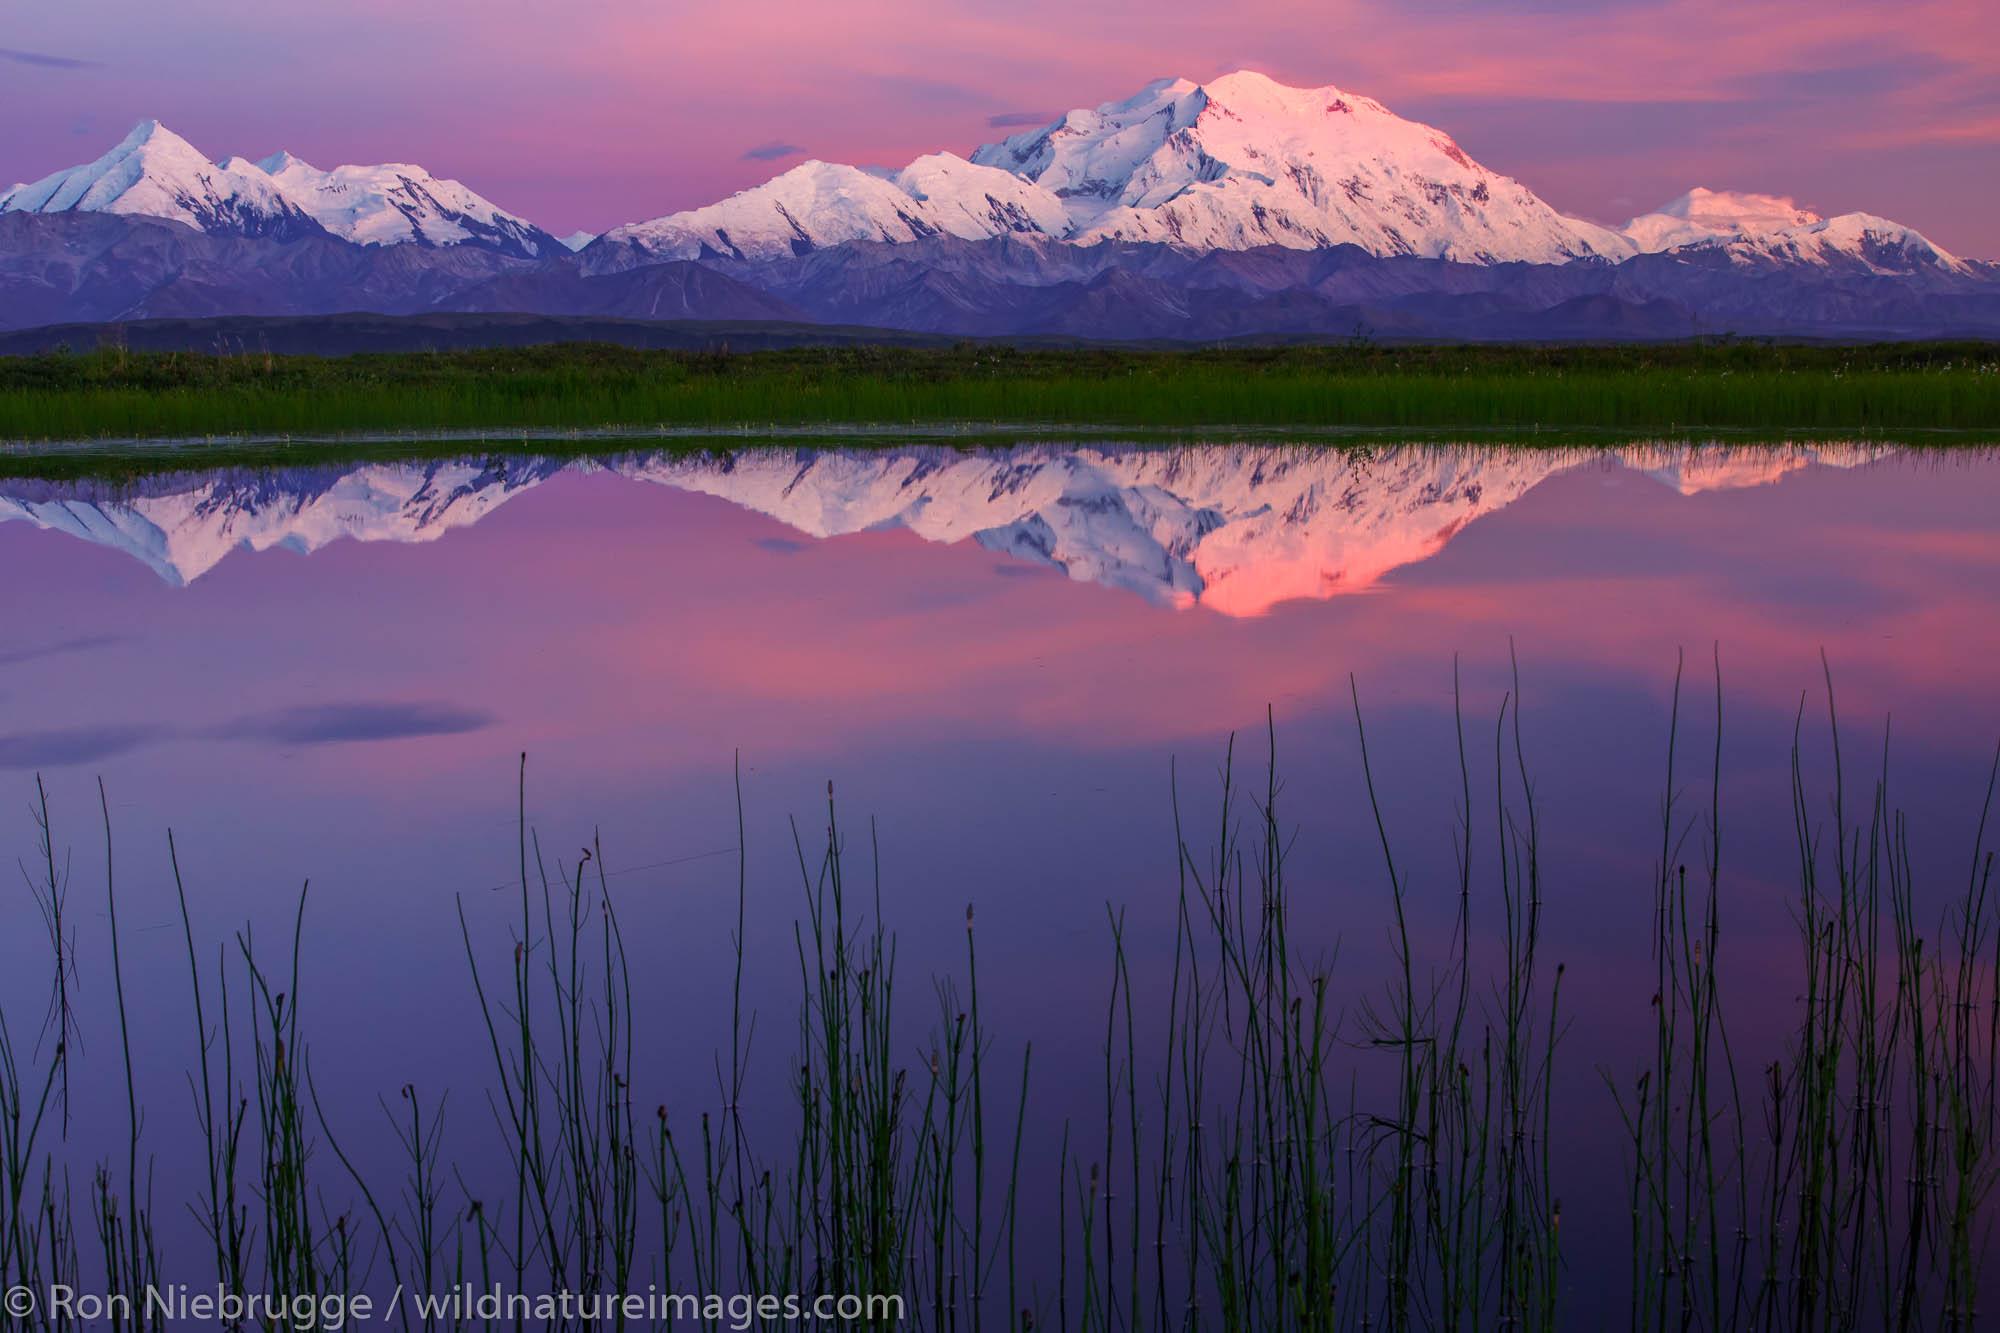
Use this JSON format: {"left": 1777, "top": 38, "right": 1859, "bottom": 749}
{"left": 0, "top": 443, "right": 1881, "bottom": 613}
{"left": 0, "top": 212, "right": 522, "bottom": 329}
{"left": 4, "top": 212, "right": 1993, "bottom": 342}
{"left": 0, "top": 214, "right": 801, "bottom": 332}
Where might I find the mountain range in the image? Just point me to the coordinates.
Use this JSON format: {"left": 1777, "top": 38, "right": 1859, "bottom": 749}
{"left": 3, "top": 72, "right": 1994, "bottom": 343}
{"left": 0, "top": 443, "right": 1881, "bottom": 613}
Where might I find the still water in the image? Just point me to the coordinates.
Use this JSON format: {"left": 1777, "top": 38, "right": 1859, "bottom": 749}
{"left": 2, "top": 440, "right": 1997, "bottom": 1323}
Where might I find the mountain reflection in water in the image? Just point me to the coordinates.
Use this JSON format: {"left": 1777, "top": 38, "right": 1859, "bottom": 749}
{"left": 0, "top": 442, "right": 1882, "bottom": 612}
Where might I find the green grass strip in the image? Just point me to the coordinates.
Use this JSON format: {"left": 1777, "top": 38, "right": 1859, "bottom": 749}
{"left": 2, "top": 341, "right": 1996, "bottom": 451}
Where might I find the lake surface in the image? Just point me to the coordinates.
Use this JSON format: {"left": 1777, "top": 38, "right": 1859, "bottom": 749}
{"left": 4, "top": 439, "right": 1999, "bottom": 1324}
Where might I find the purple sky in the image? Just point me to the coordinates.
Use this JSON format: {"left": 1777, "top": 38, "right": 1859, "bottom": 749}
{"left": 3, "top": 0, "right": 1996, "bottom": 256}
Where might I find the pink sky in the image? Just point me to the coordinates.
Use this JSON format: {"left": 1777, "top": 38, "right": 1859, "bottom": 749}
{"left": 3, "top": 0, "right": 1997, "bottom": 255}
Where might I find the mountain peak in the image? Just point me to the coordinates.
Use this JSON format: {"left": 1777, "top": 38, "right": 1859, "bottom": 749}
{"left": 1648, "top": 187, "right": 1822, "bottom": 231}
{"left": 1621, "top": 186, "right": 1964, "bottom": 272}
{"left": 596, "top": 68, "right": 1629, "bottom": 268}
{"left": 2, "top": 126, "right": 557, "bottom": 257}
{"left": 254, "top": 155, "right": 562, "bottom": 257}
{"left": 598, "top": 154, "right": 1050, "bottom": 262}
{"left": 588, "top": 69, "right": 1976, "bottom": 276}
{"left": 1197, "top": 69, "right": 1386, "bottom": 119}
{"left": 958, "top": 69, "right": 1624, "bottom": 262}
{"left": 108, "top": 119, "right": 214, "bottom": 170}
{"left": 117, "top": 119, "right": 173, "bottom": 149}
{"left": 0, "top": 119, "right": 322, "bottom": 239}
{"left": 256, "top": 150, "right": 317, "bottom": 176}
{"left": 1204, "top": 68, "right": 1289, "bottom": 94}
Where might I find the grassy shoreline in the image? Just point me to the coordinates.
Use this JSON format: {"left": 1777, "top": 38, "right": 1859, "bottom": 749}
{"left": 2, "top": 342, "right": 1996, "bottom": 454}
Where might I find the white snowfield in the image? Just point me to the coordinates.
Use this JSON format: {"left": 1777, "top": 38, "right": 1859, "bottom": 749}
{"left": 0, "top": 445, "right": 1881, "bottom": 616}
{"left": 1, "top": 72, "right": 1968, "bottom": 273}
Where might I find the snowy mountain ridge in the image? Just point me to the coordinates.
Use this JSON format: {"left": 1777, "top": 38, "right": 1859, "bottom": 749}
{"left": 2, "top": 124, "right": 561, "bottom": 258}
{"left": 1619, "top": 187, "right": 1966, "bottom": 274}
{"left": 0, "top": 121, "right": 323, "bottom": 241}
{"left": 242, "top": 151, "right": 563, "bottom": 258}
{"left": 592, "top": 71, "right": 1968, "bottom": 275}
{"left": 596, "top": 72, "right": 1630, "bottom": 267}
{"left": 4, "top": 72, "right": 1971, "bottom": 276}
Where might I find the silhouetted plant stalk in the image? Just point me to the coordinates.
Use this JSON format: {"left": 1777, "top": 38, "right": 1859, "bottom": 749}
{"left": 5, "top": 656, "right": 2000, "bottom": 1332}
{"left": 1604, "top": 652, "right": 2000, "bottom": 1333}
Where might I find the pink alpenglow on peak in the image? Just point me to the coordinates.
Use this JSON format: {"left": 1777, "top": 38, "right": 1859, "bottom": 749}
{"left": 969, "top": 70, "right": 1627, "bottom": 262}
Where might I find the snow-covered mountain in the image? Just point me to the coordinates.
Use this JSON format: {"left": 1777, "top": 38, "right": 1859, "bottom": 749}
{"left": 593, "top": 154, "right": 1070, "bottom": 264}
{"left": 5, "top": 76, "right": 1978, "bottom": 282}
{"left": 1621, "top": 188, "right": 1968, "bottom": 274}
{"left": 595, "top": 71, "right": 1627, "bottom": 268}
{"left": 974, "top": 72, "right": 1625, "bottom": 261}
{"left": 3, "top": 124, "right": 559, "bottom": 257}
{"left": 0, "top": 444, "right": 1882, "bottom": 614}
{"left": 589, "top": 71, "right": 1971, "bottom": 276}
{"left": 245, "top": 151, "right": 563, "bottom": 259}
{"left": 2, "top": 76, "right": 1986, "bottom": 338}
{"left": 0, "top": 121, "right": 323, "bottom": 241}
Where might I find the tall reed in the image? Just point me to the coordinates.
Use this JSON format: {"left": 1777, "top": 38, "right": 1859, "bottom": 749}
{"left": 2, "top": 658, "right": 1998, "bottom": 1331}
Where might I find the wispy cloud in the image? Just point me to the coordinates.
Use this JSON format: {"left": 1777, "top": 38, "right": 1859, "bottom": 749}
{"left": 987, "top": 111, "right": 1055, "bottom": 128}
{"left": 872, "top": 74, "right": 985, "bottom": 105}
{"left": 0, "top": 633, "right": 128, "bottom": 667}
{"left": 741, "top": 141, "right": 803, "bottom": 161}
{"left": 0, "top": 725, "right": 161, "bottom": 770}
{"left": 212, "top": 702, "right": 496, "bottom": 746}
{"left": 0, "top": 699, "right": 497, "bottom": 767}
{"left": 1840, "top": 115, "right": 2000, "bottom": 150}
{"left": 0, "top": 47, "right": 99, "bottom": 69}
